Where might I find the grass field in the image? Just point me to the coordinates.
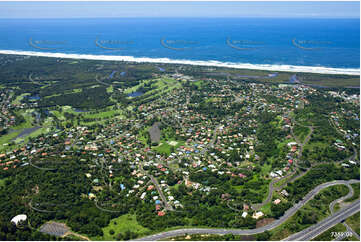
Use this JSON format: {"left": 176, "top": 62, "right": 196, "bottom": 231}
{"left": 345, "top": 183, "right": 360, "bottom": 202}
{"left": 0, "top": 130, "right": 21, "bottom": 148}
{"left": 92, "top": 214, "right": 150, "bottom": 241}
{"left": 106, "top": 85, "right": 113, "bottom": 93}
{"left": 260, "top": 201, "right": 272, "bottom": 215}
{"left": 153, "top": 142, "right": 173, "bottom": 156}
{"left": 51, "top": 110, "right": 66, "bottom": 120}
{"left": 124, "top": 78, "right": 180, "bottom": 102}
{"left": 11, "top": 93, "right": 30, "bottom": 105}
{"left": 346, "top": 212, "right": 360, "bottom": 236}
{"left": 153, "top": 140, "right": 184, "bottom": 156}
{"left": 0, "top": 110, "right": 35, "bottom": 150}
{"left": 19, "top": 117, "right": 53, "bottom": 142}
{"left": 273, "top": 171, "right": 300, "bottom": 189}
{"left": 44, "top": 88, "right": 82, "bottom": 99}
{"left": 82, "top": 109, "right": 122, "bottom": 119}
{"left": 54, "top": 106, "right": 124, "bottom": 126}
{"left": 293, "top": 124, "right": 310, "bottom": 143}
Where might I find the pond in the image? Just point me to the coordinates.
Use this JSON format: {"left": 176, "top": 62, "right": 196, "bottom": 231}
{"left": 158, "top": 67, "right": 165, "bottom": 72}
{"left": 268, "top": 73, "right": 278, "bottom": 77}
{"left": 128, "top": 91, "right": 144, "bottom": 97}
{"left": 74, "top": 108, "right": 88, "bottom": 113}
{"left": 108, "top": 70, "right": 117, "bottom": 79}
{"left": 289, "top": 74, "right": 300, "bottom": 83}
{"left": 28, "top": 95, "right": 40, "bottom": 101}
{"left": 10, "top": 126, "right": 41, "bottom": 141}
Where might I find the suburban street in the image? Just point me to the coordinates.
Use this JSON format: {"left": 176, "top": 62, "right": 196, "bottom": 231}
{"left": 149, "top": 174, "right": 174, "bottom": 211}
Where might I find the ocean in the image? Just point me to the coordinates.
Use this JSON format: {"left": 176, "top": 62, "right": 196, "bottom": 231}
{"left": 0, "top": 18, "right": 359, "bottom": 74}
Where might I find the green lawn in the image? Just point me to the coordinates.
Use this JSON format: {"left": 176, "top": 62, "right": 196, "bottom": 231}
{"left": 1, "top": 112, "right": 54, "bottom": 151}
{"left": 44, "top": 88, "right": 82, "bottom": 99}
{"left": 106, "top": 85, "right": 114, "bottom": 93}
{"left": 345, "top": 183, "right": 360, "bottom": 202}
{"left": 57, "top": 106, "right": 124, "bottom": 124}
{"left": 123, "top": 79, "right": 153, "bottom": 94}
{"left": 192, "top": 80, "right": 203, "bottom": 88}
{"left": 346, "top": 212, "right": 360, "bottom": 236}
{"left": 22, "top": 117, "right": 53, "bottom": 140}
{"left": 276, "top": 138, "right": 295, "bottom": 151}
{"left": 153, "top": 140, "right": 184, "bottom": 156}
{"left": 124, "top": 78, "right": 180, "bottom": 101}
{"left": 293, "top": 124, "right": 310, "bottom": 143}
{"left": 260, "top": 201, "right": 272, "bottom": 215}
{"left": 0, "top": 130, "right": 21, "bottom": 148}
{"left": 12, "top": 93, "right": 30, "bottom": 105}
{"left": 0, "top": 110, "right": 35, "bottom": 150}
{"left": 82, "top": 109, "right": 121, "bottom": 119}
{"left": 51, "top": 110, "right": 66, "bottom": 120}
{"left": 153, "top": 142, "right": 173, "bottom": 156}
{"left": 92, "top": 214, "right": 150, "bottom": 241}
{"left": 273, "top": 172, "right": 298, "bottom": 188}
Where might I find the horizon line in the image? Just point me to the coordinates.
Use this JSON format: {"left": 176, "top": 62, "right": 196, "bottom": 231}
{"left": 0, "top": 16, "right": 359, "bottom": 19}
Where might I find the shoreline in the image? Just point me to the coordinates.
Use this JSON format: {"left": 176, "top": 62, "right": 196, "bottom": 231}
{"left": 0, "top": 50, "right": 359, "bottom": 76}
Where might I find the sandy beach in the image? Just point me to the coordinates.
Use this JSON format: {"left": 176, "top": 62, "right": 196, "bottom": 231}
{"left": 0, "top": 50, "right": 359, "bottom": 76}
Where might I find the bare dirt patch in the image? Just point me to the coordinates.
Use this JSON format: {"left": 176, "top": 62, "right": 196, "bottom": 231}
{"left": 256, "top": 218, "right": 275, "bottom": 228}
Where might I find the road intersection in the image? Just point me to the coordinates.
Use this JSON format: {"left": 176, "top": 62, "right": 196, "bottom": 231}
{"left": 134, "top": 180, "right": 360, "bottom": 241}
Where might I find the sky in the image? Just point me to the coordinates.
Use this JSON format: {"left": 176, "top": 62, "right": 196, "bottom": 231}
{"left": 0, "top": 1, "right": 359, "bottom": 19}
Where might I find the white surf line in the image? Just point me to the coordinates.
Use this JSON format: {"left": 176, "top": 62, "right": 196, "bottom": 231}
{"left": 0, "top": 49, "right": 359, "bottom": 76}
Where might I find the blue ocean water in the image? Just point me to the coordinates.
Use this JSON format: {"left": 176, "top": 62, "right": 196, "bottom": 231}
{"left": 0, "top": 18, "right": 359, "bottom": 69}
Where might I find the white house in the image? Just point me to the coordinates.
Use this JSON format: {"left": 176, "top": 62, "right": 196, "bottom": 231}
{"left": 11, "top": 214, "right": 27, "bottom": 226}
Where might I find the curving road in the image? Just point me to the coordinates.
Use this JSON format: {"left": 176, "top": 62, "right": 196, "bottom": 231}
{"left": 251, "top": 171, "right": 296, "bottom": 210}
{"left": 95, "top": 74, "right": 111, "bottom": 86}
{"left": 250, "top": 117, "right": 315, "bottom": 211}
{"left": 328, "top": 184, "right": 360, "bottom": 242}
{"left": 329, "top": 183, "right": 354, "bottom": 215}
{"left": 134, "top": 180, "right": 359, "bottom": 241}
{"left": 284, "top": 200, "right": 360, "bottom": 241}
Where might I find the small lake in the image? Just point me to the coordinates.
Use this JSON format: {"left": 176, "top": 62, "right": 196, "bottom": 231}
{"left": 10, "top": 126, "right": 41, "bottom": 141}
{"left": 289, "top": 74, "right": 299, "bottom": 83}
{"left": 28, "top": 95, "right": 41, "bottom": 101}
{"left": 158, "top": 67, "right": 165, "bottom": 72}
{"left": 236, "top": 74, "right": 261, "bottom": 78}
{"left": 74, "top": 108, "right": 88, "bottom": 113}
{"left": 108, "top": 70, "right": 117, "bottom": 79}
{"left": 268, "top": 73, "right": 278, "bottom": 77}
{"left": 128, "top": 91, "right": 144, "bottom": 97}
